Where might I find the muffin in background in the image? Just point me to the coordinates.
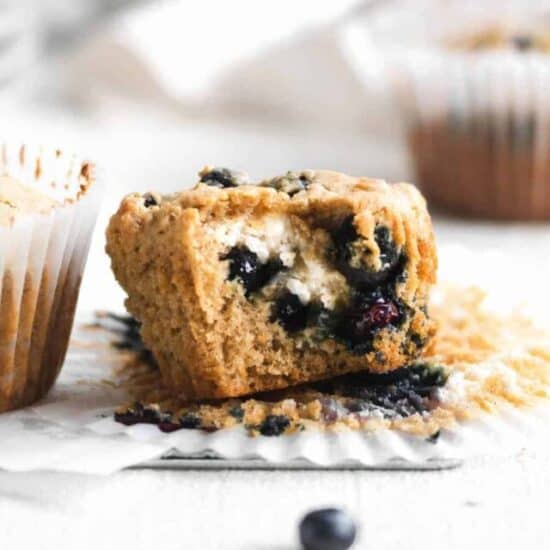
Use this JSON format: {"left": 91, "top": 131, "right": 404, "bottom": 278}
{"left": 0, "top": 144, "right": 101, "bottom": 413}
{"left": 408, "top": 106, "right": 546, "bottom": 220}
{"left": 342, "top": 0, "right": 550, "bottom": 220}
{"left": 410, "top": 24, "right": 550, "bottom": 220}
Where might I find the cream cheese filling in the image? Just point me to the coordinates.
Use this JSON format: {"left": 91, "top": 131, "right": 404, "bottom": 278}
{"left": 206, "top": 215, "right": 348, "bottom": 309}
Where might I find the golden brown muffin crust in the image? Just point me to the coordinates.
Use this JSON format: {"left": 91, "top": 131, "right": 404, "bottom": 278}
{"left": 107, "top": 169, "right": 437, "bottom": 400}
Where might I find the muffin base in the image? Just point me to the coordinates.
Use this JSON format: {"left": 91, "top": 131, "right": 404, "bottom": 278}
{"left": 409, "top": 120, "right": 550, "bottom": 220}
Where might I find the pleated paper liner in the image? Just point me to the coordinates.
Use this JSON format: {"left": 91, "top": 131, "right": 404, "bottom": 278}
{"left": 0, "top": 143, "right": 102, "bottom": 412}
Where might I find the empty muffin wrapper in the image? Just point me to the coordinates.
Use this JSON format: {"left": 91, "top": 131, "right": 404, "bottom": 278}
{"left": 0, "top": 246, "right": 548, "bottom": 474}
{"left": 0, "top": 143, "right": 102, "bottom": 414}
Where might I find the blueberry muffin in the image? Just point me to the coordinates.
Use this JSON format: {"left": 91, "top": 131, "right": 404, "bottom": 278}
{"left": 409, "top": 26, "right": 550, "bottom": 220}
{"left": 106, "top": 168, "right": 437, "bottom": 401}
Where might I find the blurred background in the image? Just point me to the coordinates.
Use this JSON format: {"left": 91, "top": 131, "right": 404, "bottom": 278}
{"left": 2, "top": 0, "right": 400, "bottom": 181}
{"left": 2, "top": 0, "right": 550, "bottom": 311}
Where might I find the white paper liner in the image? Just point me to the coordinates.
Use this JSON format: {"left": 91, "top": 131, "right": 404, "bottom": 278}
{"left": 340, "top": 0, "right": 550, "bottom": 218}
{"left": 0, "top": 142, "right": 102, "bottom": 412}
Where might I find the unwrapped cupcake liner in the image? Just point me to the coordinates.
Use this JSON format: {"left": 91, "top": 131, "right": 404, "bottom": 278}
{"left": 0, "top": 246, "right": 546, "bottom": 473}
{"left": 341, "top": 0, "right": 550, "bottom": 219}
{"left": 85, "top": 402, "right": 550, "bottom": 468}
{"left": 0, "top": 142, "right": 102, "bottom": 412}
{"left": 19, "top": 316, "right": 550, "bottom": 472}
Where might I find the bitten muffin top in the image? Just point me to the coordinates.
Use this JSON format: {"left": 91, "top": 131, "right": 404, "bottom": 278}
{"left": 0, "top": 176, "right": 58, "bottom": 227}
{"left": 118, "top": 167, "right": 432, "bottom": 235}
{"left": 115, "top": 167, "right": 436, "bottom": 297}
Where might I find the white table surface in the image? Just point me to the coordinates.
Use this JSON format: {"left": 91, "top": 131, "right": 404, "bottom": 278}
{"left": 1, "top": 101, "right": 550, "bottom": 550}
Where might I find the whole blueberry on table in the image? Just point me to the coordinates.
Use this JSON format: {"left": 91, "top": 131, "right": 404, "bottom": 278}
{"left": 299, "top": 508, "right": 356, "bottom": 550}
